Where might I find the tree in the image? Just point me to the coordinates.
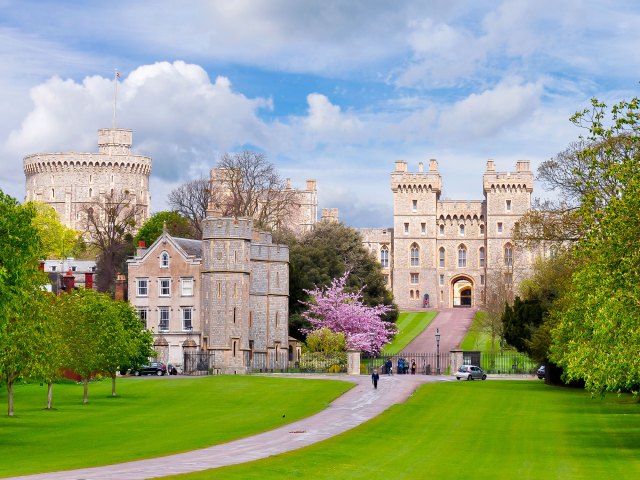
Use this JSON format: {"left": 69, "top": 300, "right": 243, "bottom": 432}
{"left": 301, "top": 271, "right": 396, "bottom": 355}
{"left": 168, "top": 178, "right": 211, "bottom": 239}
{"left": 280, "top": 221, "right": 398, "bottom": 339}
{"left": 305, "top": 328, "right": 346, "bottom": 353}
{"left": 549, "top": 96, "right": 640, "bottom": 394}
{"left": 0, "top": 191, "right": 48, "bottom": 416}
{"left": 134, "top": 211, "right": 195, "bottom": 246}
{"left": 28, "top": 201, "right": 80, "bottom": 259}
{"left": 212, "top": 151, "right": 298, "bottom": 230}
{"left": 81, "top": 190, "right": 140, "bottom": 293}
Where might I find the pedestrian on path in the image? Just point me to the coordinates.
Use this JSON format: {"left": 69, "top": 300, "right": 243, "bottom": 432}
{"left": 411, "top": 360, "right": 416, "bottom": 375}
{"left": 372, "top": 369, "right": 380, "bottom": 389}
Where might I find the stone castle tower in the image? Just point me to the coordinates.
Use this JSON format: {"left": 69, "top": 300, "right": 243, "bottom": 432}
{"left": 200, "top": 214, "right": 289, "bottom": 374}
{"left": 363, "top": 159, "right": 534, "bottom": 310}
{"left": 23, "top": 128, "right": 151, "bottom": 233}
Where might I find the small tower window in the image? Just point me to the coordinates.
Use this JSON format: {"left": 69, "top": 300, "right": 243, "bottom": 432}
{"left": 506, "top": 199, "right": 512, "bottom": 211}
{"left": 421, "top": 223, "right": 426, "bottom": 235}
{"left": 497, "top": 222, "right": 503, "bottom": 233}
{"left": 439, "top": 224, "right": 445, "bottom": 235}
{"left": 404, "top": 223, "right": 409, "bottom": 234}
{"left": 479, "top": 247, "right": 485, "bottom": 267}
{"left": 412, "top": 199, "right": 417, "bottom": 212}
{"left": 439, "top": 247, "right": 445, "bottom": 268}
{"left": 160, "top": 251, "right": 170, "bottom": 268}
{"left": 459, "top": 224, "right": 465, "bottom": 236}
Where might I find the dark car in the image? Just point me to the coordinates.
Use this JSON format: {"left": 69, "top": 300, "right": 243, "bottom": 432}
{"left": 537, "top": 365, "right": 545, "bottom": 379}
{"left": 132, "top": 362, "right": 167, "bottom": 376}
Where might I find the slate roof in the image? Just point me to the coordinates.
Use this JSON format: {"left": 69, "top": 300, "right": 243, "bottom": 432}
{"left": 172, "top": 237, "right": 203, "bottom": 258}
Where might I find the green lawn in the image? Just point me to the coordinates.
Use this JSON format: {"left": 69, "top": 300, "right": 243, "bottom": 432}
{"left": 459, "top": 310, "right": 496, "bottom": 351}
{"left": 383, "top": 310, "right": 437, "bottom": 354}
{"left": 166, "top": 381, "right": 640, "bottom": 480}
{"left": 0, "top": 376, "right": 352, "bottom": 478}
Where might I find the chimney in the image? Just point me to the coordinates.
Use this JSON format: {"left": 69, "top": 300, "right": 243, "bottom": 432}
{"left": 429, "top": 159, "right": 438, "bottom": 172}
{"left": 486, "top": 159, "right": 495, "bottom": 172}
{"left": 137, "top": 240, "right": 147, "bottom": 257}
{"left": 115, "top": 273, "right": 127, "bottom": 301}
{"left": 306, "top": 179, "right": 317, "bottom": 191}
{"left": 395, "top": 160, "right": 408, "bottom": 172}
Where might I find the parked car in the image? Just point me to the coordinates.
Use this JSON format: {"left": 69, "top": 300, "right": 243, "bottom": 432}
{"left": 132, "top": 362, "right": 167, "bottom": 376}
{"left": 537, "top": 365, "right": 545, "bottom": 379}
{"left": 456, "top": 365, "right": 487, "bottom": 381}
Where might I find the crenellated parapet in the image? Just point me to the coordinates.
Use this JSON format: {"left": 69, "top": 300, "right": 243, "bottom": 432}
{"left": 23, "top": 153, "right": 152, "bottom": 175}
{"left": 391, "top": 159, "right": 443, "bottom": 194}
{"left": 483, "top": 160, "right": 533, "bottom": 193}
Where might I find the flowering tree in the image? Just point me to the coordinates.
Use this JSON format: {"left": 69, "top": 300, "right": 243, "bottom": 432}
{"left": 301, "top": 272, "right": 396, "bottom": 354}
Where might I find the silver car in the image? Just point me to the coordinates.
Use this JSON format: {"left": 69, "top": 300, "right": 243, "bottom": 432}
{"left": 456, "top": 365, "right": 487, "bottom": 381}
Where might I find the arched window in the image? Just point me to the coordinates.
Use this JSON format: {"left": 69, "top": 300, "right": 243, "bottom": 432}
{"left": 459, "top": 224, "right": 465, "bottom": 236}
{"left": 480, "top": 224, "right": 485, "bottom": 235}
{"left": 439, "top": 247, "right": 445, "bottom": 268}
{"left": 439, "top": 224, "right": 445, "bottom": 235}
{"left": 504, "top": 244, "right": 513, "bottom": 267}
{"left": 380, "top": 246, "right": 389, "bottom": 268}
{"left": 160, "top": 251, "right": 169, "bottom": 268}
{"left": 458, "top": 245, "right": 467, "bottom": 267}
{"left": 479, "top": 247, "right": 485, "bottom": 267}
{"left": 410, "top": 290, "right": 414, "bottom": 299}
{"left": 410, "top": 243, "right": 420, "bottom": 267}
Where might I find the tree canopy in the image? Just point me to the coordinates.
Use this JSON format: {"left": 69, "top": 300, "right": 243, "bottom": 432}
{"left": 134, "top": 211, "right": 195, "bottom": 246}
{"left": 27, "top": 201, "right": 80, "bottom": 259}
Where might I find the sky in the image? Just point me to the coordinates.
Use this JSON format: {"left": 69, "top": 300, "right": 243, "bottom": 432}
{"left": 1, "top": 0, "right": 639, "bottom": 227}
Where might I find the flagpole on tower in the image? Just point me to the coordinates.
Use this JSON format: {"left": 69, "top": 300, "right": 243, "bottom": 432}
{"left": 113, "top": 69, "right": 120, "bottom": 129}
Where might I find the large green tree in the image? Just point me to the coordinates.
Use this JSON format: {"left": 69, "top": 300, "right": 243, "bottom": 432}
{"left": 0, "top": 191, "right": 47, "bottom": 416}
{"left": 134, "top": 211, "right": 195, "bottom": 246}
{"left": 27, "top": 201, "right": 80, "bottom": 259}
{"left": 549, "top": 97, "right": 640, "bottom": 394}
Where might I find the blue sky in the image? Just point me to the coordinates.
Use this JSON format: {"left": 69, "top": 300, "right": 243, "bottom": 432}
{"left": 1, "top": 0, "right": 639, "bottom": 227}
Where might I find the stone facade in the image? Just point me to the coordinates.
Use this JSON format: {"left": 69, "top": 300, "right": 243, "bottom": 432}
{"left": 362, "top": 159, "right": 534, "bottom": 310}
{"left": 23, "top": 128, "right": 151, "bottom": 234}
{"left": 127, "top": 213, "right": 289, "bottom": 373}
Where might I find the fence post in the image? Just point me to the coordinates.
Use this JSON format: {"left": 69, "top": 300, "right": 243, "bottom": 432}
{"left": 347, "top": 350, "right": 361, "bottom": 375}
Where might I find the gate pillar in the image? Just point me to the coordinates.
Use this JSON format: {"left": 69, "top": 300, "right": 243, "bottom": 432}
{"left": 450, "top": 349, "right": 463, "bottom": 375}
{"left": 347, "top": 350, "right": 361, "bottom": 375}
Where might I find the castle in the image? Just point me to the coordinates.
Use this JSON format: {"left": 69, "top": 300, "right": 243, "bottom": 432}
{"left": 361, "top": 159, "right": 534, "bottom": 310}
{"left": 23, "top": 128, "right": 152, "bottom": 234}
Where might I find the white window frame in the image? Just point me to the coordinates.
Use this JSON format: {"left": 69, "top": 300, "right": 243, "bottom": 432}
{"left": 182, "top": 307, "right": 193, "bottom": 331}
{"left": 137, "top": 278, "right": 149, "bottom": 297}
{"left": 159, "top": 307, "right": 170, "bottom": 332}
{"left": 181, "top": 277, "right": 194, "bottom": 297}
{"left": 410, "top": 273, "right": 419, "bottom": 285}
{"left": 160, "top": 251, "right": 170, "bottom": 268}
{"left": 159, "top": 278, "right": 171, "bottom": 297}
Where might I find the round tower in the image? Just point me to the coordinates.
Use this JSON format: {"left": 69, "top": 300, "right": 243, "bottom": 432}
{"left": 23, "top": 128, "right": 151, "bottom": 234}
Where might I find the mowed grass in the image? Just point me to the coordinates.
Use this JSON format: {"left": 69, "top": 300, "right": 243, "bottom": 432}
{"left": 383, "top": 310, "right": 437, "bottom": 354}
{"left": 460, "top": 310, "right": 497, "bottom": 351}
{"left": 0, "top": 376, "right": 352, "bottom": 477}
{"left": 167, "top": 381, "right": 640, "bottom": 480}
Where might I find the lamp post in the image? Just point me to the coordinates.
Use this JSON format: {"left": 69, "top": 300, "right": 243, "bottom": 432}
{"left": 435, "top": 328, "right": 441, "bottom": 375}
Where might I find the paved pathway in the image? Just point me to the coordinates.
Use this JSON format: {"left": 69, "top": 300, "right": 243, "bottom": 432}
{"left": 9, "top": 374, "right": 442, "bottom": 480}
{"left": 401, "top": 307, "right": 476, "bottom": 354}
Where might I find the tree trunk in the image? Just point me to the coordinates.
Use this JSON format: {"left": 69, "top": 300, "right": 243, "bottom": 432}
{"left": 111, "top": 373, "right": 117, "bottom": 397}
{"left": 7, "top": 378, "right": 14, "bottom": 417}
{"left": 47, "top": 382, "right": 53, "bottom": 409}
{"left": 83, "top": 378, "right": 89, "bottom": 404}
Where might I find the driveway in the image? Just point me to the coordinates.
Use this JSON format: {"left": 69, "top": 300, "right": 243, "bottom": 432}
{"left": 401, "top": 307, "right": 475, "bottom": 354}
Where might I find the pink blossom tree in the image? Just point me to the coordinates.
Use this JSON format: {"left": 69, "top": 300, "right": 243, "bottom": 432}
{"left": 301, "top": 271, "right": 396, "bottom": 354}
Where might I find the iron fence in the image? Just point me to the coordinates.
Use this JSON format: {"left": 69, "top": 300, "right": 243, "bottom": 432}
{"left": 363, "top": 353, "right": 450, "bottom": 376}
{"left": 477, "top": 352, "right": 537, "bottom": 374}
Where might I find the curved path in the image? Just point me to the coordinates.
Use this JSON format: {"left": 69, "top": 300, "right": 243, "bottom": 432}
{"left": 9, "top": 374, "right": 442, "bottom": 480}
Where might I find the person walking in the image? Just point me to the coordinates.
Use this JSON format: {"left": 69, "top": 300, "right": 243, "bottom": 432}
{"left": 411, "top": 360, "right": 416, "bottom": 375}
{"left": 372, "top": 369, "right": 380, "bottom": 389}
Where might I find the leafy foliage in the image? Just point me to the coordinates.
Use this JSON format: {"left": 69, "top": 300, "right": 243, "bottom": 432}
{"left": 301, "top": 271, "right": 396, "bottom": 354}
{"left": 305, "top": 328, "right": 346, "bottom": 353}
{"left": 27, "top": 201, "right": 80, "bottom": 259}
{"left": 134, "top": 210, "right": 195, "bottom": 246}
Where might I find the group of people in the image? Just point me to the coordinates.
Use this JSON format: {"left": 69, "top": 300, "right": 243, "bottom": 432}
{"left": 373, "top": 358, "right": 418, "bottom": 389}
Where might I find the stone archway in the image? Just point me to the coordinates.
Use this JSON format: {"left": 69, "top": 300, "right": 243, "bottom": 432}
{"left": 451, "top": 276, "right": 473, "bottom": 307}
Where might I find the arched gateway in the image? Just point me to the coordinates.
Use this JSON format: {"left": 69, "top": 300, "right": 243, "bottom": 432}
{"left": 451, "top": 276, "right": 473, "bottom": 307}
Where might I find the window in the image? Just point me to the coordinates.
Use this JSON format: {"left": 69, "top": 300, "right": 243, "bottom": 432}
{"left": 159, "top": 307, "right": 170, "bottom": 332}
{"left": 458, "top": 245, "right": 467, "bottom": 267}
{"left": 404, "top": 223, "right": 409, "bottom": 234}
{"left": 421, "top": 223, "right": 426, "bottom": 235}
{"left": 479, "top": 247, "right": 485, "bottom": 267}
{"left": 137, "top": 278, "right": 148, "bottom": 297}
{"left": 383, "top": 274, "right": 389, "bottom": 285}
{"left": 71, "top": 266, "right": 77, "bottom": 272}
{"left": 412, "top": 199, "right": 417, "bottom": 212}
{"left": 504, "top": 273, "right": 513, "bottom": 285}
{"left": 137, "top": 307, "right": 148, "bottom": 329}
{"left": 182, "top": 307, "right": 193, "bottom": 331}
{"left": 497, "top": 222, "right": 503, "bottom": 233}
{"left": 459, "top": 224, "right": 465, "bottom": 236}
{"left": 160, "top": 251, "right": 170, "bottom": 268}
{"left": 410, "top": 273, "right": 419, "bottom": 284}
{"left": 506, "top": 199, "right": 512, "bottom": 211}
{"left": 159, "top": 278, "right": 171, "bottom": 297}
{"left": 380, "top": 247, "right": 389, "bottom": 268}
{"left": 480, "top": 224, "right": 485, "bottom": 235}
{"left": 439, "top": 247, "right": 445, "bottom": 268}
{"left": 410, "top": 244, "right": 419, "bottom": 267}
{"left": 181, "top": 278, "right": 194, "bottom": 296}
{"left": 504, "top": 244, "right": 513, "bottom": 267}
{"left": 51, "top": 265, "right": 57, "bottom": 272}
{"left": 439, "top": 224, "right": 445, "bottom": 235}
{"left": 439, "top": 274, "right": 444, "bottom": 286}
{"left": 480, "top": 275, "right": 485, "bottom": 286}
{"left": 410, "top": 290, "right": 414, "bottom": 299}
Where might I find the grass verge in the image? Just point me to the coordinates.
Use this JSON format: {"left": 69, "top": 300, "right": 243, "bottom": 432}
{"left": 166, "top": 381, "right": 640, "bottom": 479}
{"left": 0, "top": 375, "right": 351, "bottom": 477}
{"left": 383, "top": 310, "right": 437, "bottom": 354}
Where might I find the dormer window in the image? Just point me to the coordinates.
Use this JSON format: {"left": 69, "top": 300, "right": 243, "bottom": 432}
{"left": 160, "top": 251, "right": 170, "bottom": 268}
